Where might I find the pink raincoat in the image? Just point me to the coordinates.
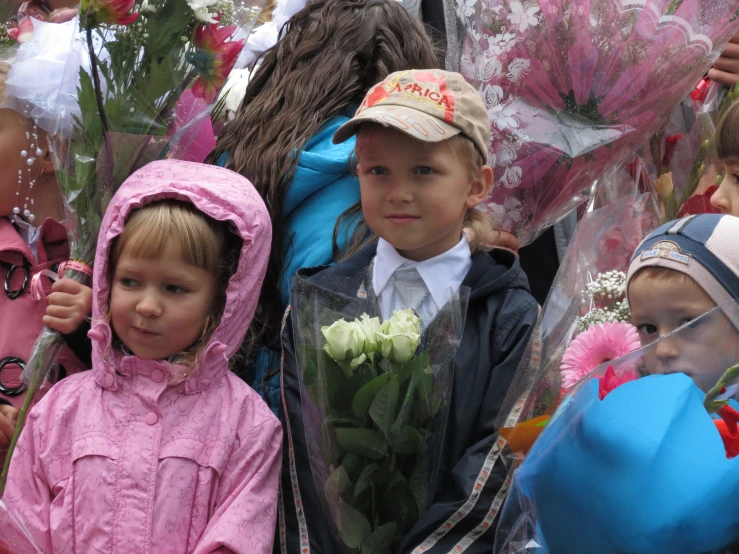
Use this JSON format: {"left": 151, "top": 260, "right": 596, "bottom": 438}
{"left": 1, "top": 160, "right": 282, "bottom": 554}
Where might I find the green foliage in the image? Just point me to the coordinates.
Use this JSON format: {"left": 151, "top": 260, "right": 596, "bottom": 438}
{"left": 59, "top": 0, "right": 203, "bottom": 262}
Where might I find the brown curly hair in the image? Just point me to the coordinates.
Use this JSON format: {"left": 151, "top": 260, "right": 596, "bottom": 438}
{"left": 208, "top": 0, "right": 440, "bottom": 342}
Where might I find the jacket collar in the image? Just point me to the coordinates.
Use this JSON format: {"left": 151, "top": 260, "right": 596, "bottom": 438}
{"left": 0, "top": 217, "right": 70, "bottom": 267}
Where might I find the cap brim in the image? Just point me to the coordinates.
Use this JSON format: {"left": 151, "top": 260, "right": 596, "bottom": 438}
{"left": 332, "top": 105, "right": 461, "bottom": 146}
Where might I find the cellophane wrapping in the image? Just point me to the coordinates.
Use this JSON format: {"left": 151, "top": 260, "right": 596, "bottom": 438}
{"left": 494, "top": 188, "right": 660, "bottom": 449}
{"left": 290, "top": 271, "right": 469, "bottom": 553}
{"left": 448, "top": 0, "right": 739, "bottom": 245}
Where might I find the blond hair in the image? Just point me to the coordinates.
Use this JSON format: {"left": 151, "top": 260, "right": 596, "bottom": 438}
{"left": 110, "top": 200, "right": 241, "bottom": 373}
{"left": 334, "top": 125, "right": 498, "bottom": 259}
{"left": 446, "top": 134, "right": 500, "bottom": 252}
{"left": 717, "top": 99, "right": 739, "bottom": 164}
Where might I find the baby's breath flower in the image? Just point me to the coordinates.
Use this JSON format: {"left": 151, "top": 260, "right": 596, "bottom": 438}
{"left": 578, "top": 272, "right": 631, "bottom": 332}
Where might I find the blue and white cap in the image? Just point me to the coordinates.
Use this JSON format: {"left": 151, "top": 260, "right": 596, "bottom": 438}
{"left": 627, "top": 215, "right": 739, "bottom": 323}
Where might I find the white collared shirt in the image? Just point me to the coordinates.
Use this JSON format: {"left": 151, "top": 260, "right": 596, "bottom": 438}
{"left": 372, "top": 236, "right": 472, "bottom": 325}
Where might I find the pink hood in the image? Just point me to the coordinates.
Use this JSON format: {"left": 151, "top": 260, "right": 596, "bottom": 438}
{"left": 89, "top": 159, "right": 271, "bottom": 391}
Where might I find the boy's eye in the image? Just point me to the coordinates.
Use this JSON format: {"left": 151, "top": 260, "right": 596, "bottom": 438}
{"left": 166, "top": 284, "right": 189, "bottom": 294}
{"left": 119, "top": 278, "right": 139, "bottom": 287}
{"left": 682, "top": 317, "right": 702, "bottom": 330}
{"left": 415, "top": 166, "right": 435, "bottom": 175}
{"left": 636, "top": 324, "right": 657, "bottom": 336}
{"left": 368, "top": 166, "right": 388, "bottom": 176}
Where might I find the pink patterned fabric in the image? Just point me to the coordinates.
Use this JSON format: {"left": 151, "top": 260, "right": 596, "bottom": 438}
{"left": 0, "top": 217, "right": 86, "bottom": 412}
{"left": 1, "top": 160, "right": 281, "bottom": 554}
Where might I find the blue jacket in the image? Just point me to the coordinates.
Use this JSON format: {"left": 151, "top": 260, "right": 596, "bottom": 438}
{"left": 235, "top": 114, "right": 360, "bottom": 412}
{"left": 278, "top": 243, "right": 539, "bottom": 554}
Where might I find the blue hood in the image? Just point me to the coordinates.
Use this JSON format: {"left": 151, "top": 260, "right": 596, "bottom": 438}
{"left": 280, "top": 113, "right": 360, "bottom": 306}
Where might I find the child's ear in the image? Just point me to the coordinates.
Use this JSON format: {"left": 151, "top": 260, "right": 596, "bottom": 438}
{"left": 466, "top": 165, "right": 494, "bottom": 209}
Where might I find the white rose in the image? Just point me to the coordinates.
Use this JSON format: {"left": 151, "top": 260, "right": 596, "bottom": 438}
{"left": 321, "top": 319, "right": 365, "bottom": 361}
{"left": 358, "top": 314, "right": 383, "bottom": 353}
{"left": 378, "top": 310, "right": 422, "bottom": 363}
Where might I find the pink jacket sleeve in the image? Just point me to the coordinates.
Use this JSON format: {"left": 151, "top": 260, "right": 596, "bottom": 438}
{"left": 0, "top": 411, "right": 53, "bottom": 554}
{"left": 193, "top": 415, "right": 283, "bottom": 554}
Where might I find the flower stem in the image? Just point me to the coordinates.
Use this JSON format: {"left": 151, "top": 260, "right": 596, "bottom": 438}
{"left": 704, "top": 363, "right": 739, "bottom": 414}
{"left": 86, "top": 26, "right": 113, "bottom": 184}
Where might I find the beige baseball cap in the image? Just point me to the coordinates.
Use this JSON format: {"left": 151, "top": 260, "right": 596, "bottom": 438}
{"left": 333, "top": 69, "right": 490, "bottom": 158}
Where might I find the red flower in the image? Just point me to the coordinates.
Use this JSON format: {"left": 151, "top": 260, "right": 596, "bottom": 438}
{"left": 662, "top": 134, "right": 682, "bottom": 169}
{"left": 80, "top": 0, "right": 138, "bottom": 26}
{"left": 714, "top": 405, "right": 739, "bottom": 459}
{"left": 677, "top": 185, "right": 721, "bottom": 218}
{"left": 190, "top": 18, "right": 245, "bottom": 103}
{"left": 597, "top": 365, "right": 638, "bottom": 400}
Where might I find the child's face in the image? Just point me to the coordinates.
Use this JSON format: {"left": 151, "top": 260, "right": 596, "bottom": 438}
{"left": 0, "top": 108, "right": 39, "bottom": 219}
{"left": 629, "top": 272, "right": 739, "bottom": 392}
{"left": 710, "top": 160, "right": 739, "bottom": 216}
{"left": 110, "top": 237, "right": 216, "bottom": 361}
{"left": 356, "top": 126, "right": 492, "bottom": 262}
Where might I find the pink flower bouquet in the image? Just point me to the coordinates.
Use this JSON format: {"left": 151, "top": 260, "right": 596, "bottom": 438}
{"left": 453, "top": 0, "right": 739, "bottom": 245}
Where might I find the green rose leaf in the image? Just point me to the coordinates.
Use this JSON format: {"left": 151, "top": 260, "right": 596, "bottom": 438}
{"left": 336, "top": 428, "right": 388, "bottom": 459}
{"left": 409, "top": 456, "right": 430, "bottom": 512}
{"left": 342, "top": 453, "right": 364, "bottom": 482}
{"left": 384, "top": 472, "right": 418, "bottom": 530}
{"left": 352, "top": 374, "right": 390, "bottom": 419}
{"left": 360, "top": 522, "right": 397, "bottom": 554}
{"left": 338, "top": 502, "right": 372, "bottom": 549}
{"left": 324, "top": 466, "right": 352, "bottom": 505}
{"left": 370, "top": 377, "right": 400, "bottom": 436}
{"left": 354, "top": 464, "right": 379, "bottom": 498}
{"left": 388, "top": 425, "right": 423, "bottom": 454}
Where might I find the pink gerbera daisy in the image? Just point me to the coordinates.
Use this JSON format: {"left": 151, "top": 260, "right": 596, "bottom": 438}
{"left": 560, "top": 321, "right": 640, "bottom": 390}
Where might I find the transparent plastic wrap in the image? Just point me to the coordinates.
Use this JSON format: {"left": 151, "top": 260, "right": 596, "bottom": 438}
{"left": 495, "top": 190, "right": 660, "bottom": 459}
{"left": 290, "top": 271, "right": 469, "bottom": 553}
{"left": 658, "top": 81, "right": 739, "bottom": 219}
{"left": 494, "top": 300, "right": 739, "bottom": 554}
{"left": 0, "top": 0, "right": 264, "bottom": 495}
{"left": 449, "top": 0, "right": 739, "bottom": 245}
{"left": 0, "top": 500, "right": 44, "bottom": 554}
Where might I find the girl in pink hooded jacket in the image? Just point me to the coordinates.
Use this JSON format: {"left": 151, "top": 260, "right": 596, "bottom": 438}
{"left": 0, "top": 159, "right": 282, "bottom": 554}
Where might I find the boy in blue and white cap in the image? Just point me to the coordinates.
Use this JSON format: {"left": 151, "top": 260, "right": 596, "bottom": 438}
{"left": 626, "top": 214, "right": 739, "bottom": 392}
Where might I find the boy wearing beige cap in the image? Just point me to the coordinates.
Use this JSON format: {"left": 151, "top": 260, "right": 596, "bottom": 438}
{"left": 278, "top": 70, "right": 538, "bottom": 554}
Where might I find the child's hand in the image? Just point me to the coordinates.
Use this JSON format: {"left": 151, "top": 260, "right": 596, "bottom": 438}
{"left": 43, "top": 279, "right": 93, "bottom": 335}
{"left": 709, "top": 31, "right": 739, "bottom": 86}
{"left": 0, "top": 405, "right": 18, "bottom": 451}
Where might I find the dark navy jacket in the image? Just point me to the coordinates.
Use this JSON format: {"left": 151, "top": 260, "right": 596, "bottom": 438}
{"left": 277, "top": 243, "right": 538, "bottom": 554}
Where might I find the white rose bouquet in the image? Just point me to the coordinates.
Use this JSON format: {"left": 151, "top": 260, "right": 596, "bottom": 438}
{"left": 291, "top": 279, "right": 468, "bottom": 554}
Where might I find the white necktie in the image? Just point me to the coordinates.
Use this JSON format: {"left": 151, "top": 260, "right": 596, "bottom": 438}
{"left": 393, "top": 267, "right": 429, "bottom": 315}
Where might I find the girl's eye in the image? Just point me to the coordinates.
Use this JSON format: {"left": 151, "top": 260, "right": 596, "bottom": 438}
{"left": 415, "top": 166, "right": 435, "bottom": 175}
{"left": 166, "top": 284, "right": 189, "bottom": 294}
{"left": 369, "top": 167, "right": 388, "bottom": 176}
